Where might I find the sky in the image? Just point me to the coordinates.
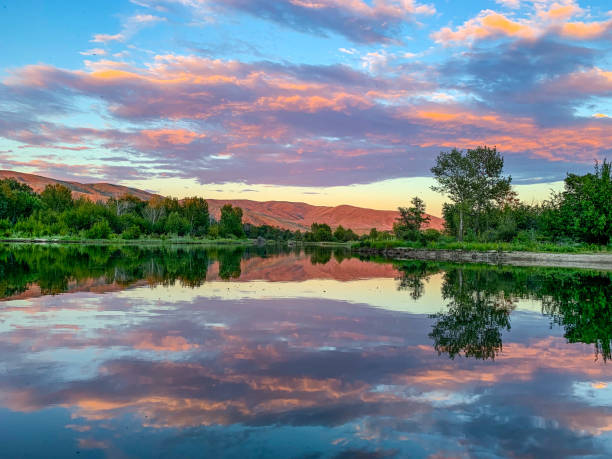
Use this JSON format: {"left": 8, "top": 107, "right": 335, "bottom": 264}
{"left": 1, "top": 0, "right": 611, "bottom": 215}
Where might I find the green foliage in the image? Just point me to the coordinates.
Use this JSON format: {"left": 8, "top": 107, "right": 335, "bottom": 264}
{"left": 431, "top": 146, "right": 512, "bottom": 241}
{"left": 547, "top": 160, "right": 612, "bottom": 244}
{"left": 208, "top": 223, "right": 220, "bottom": 238}
{"left": 0, "top": 182, "right": 313, "bottom": 242}
{"left": 121, "top": 225, "right": 141, "bottom": 240}
{"left": 108, "top": 194, "right": 146, "bottom": 217}
{"left": 165, "top": 211, "right": 190, "bottom": 236}
{"left": 394, "top": 196, "right": 430, "bottom": 241}
{"left": 333, "top": 225, "right": 359, "bottom": 242}
{"left": 304, "top": 222, "right": 333, "bottom": 242}
{"left": 182, "top": 197, "right": 210, "bottom": 236}
{"left": 86, "top": 220, "right": 112, "bottom": 239}
{"left": 0, "top": 179, "right": 41, "bottom": 224}
{"left": 421, "top": 228, "right": 442, "bottom": 243}
{"left": 0, "top": 218, "right": 10, "bottom": 237}
{"left": 219, "top": 204, "right": 245, "bottom": 238}
{"left": 40, "top": 184, "right": 73, "bottom": 212}
{"left": 244, "top": 223, "right": 295, "bottom": 241}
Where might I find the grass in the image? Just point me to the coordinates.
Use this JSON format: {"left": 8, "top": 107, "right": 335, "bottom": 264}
{"left": 353, "top": 238, "right": 612, "bottom": 254}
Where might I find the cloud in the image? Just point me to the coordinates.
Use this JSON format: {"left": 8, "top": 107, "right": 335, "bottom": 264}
{"left": 1, "top": 277, "right": 611, "bottom": 458}
{"left": 91, "top": 13, "right": 165, "bottom": 43}
{"left": 79, "top": 48, "right": 107, "bottom": 56}
{"left": 495, "top": 0, "right": 521, "bottom": 8}
{"left": 432, "top": 1, "right": 612, "bottom": 45}
{"left": 1, "top": 50, "right": 610, "bottom": 186}
{"left": 158, "top": 0, "right": 436, "bottom": 43}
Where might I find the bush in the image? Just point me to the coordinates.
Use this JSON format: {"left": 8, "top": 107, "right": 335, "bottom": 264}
{"left": 208, "top": 223, "right": 220, "bottom": 239}
{"left": 514, "top": 230, "right": 535, "bottom": 244}
{"left": 0, "top": 218, "right": 10, "bottom": 237}
{"left": 121, "top": 225, "right": 141, "bottom": 240}
{"left": 421, "top": 228, "right": 442, "bottom": 243}
{"left": 86, "top": 220, "right": 112, "bottom": 239}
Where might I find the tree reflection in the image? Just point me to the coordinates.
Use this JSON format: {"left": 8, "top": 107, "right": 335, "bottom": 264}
{"left": 396, "top": 261, "right": 440, "bottom": 300}
{"left": 216, "top": 247, "right": 244, "bottom": 280}
{"left": 540, "top": 272, "right": 612, "bottom": 361}
{"left": 0, "top": 244, "right": 216, "bottom": 297}
{"left": 429, "top": 268, "right": 515, "bottom": 360}
{"left": 306, "top": 246, "right": 332, "bottom": 265}
{"left": 421, "top": 265, "right": 612, "bottom": 361}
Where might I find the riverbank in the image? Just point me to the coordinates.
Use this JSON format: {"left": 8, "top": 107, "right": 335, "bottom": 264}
{"left": 353, "top": 246, "right": 612, "bottom": 270}
{"left": 0, "top": 237, "right": 259, "bottom": 246}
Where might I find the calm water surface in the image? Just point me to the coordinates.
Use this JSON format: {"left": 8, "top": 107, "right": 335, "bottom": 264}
{"left": 0, "top": 244, "right": 611, "bottom": 458}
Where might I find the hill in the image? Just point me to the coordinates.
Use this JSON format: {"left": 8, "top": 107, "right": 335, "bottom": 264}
{"left": 0, "top": 170, "right": 444, "bottom": 234}
{"left": 0, "top": 170, "right": 156, "bottom": 202}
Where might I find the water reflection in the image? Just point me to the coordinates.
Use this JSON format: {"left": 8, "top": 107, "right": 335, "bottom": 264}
{"left": 0, "top": 244, "right": 611, "bottom": 458}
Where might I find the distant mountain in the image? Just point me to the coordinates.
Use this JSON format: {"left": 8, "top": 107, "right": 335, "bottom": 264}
{"left": 0, "top": 170, "right": 444, "bottom": 234}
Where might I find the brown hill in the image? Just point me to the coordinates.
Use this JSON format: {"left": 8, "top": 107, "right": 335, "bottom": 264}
{"left": 0, "top": 170, "right": 444, "bottom": 234}
{"left": 0, "top": 170, "right": 157, "bottom": 202}
{"left": 206, "top": 199, "right": 444, "bottom": 233}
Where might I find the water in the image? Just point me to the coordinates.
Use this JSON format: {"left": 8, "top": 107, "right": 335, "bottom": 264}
{"left": 0, "top": 244, "right": 611, "bottom": 458}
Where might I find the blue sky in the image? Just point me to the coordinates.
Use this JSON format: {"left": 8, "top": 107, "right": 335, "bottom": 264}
{"left": 1, "top": 0, "right": 611, "bottom": 212}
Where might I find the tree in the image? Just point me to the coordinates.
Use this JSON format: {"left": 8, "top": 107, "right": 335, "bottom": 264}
{"left": 0, "top": 179, "right": 41, "bottom": 224}
{"left": 431, "top": 146, "right": 511, "bottom": 241}
{"left": 332, "top": 225, "right": 358, "bottom": 242}
{"left": 182, "top": 197, "right": 210, "bottom": 236}
{"left": 143, "top": 196, "right": 166, "bottom": 225}
{"left": 558, "top": 160, "right": 611, "bottom": 244}
{"left": 108, "top": 194, "right": 145, "bottom": 217}
{"left": 219, "top": 204, "right": 245, "bottom": 238}
{"left": 394, "top": 196, "right": 430, "bottom": 240}
{"left": 40, "top": 184, "right": 73, "bottom": 212}
{"left": 306, "top": 222, "right": 333, "bottom": 242}
{"left": 165, "top": 211, "right": 189, "bottom": 236}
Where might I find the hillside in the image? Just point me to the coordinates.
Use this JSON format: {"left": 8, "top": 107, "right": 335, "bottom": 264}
{"left": 0, "top": 170, "right": 444, "bottom": 234}
{"left": 0, "top": 170, "right": 157, "bottom": 202}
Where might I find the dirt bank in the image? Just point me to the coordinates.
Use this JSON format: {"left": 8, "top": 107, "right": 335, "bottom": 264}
{"left": 354, "top": 247, "right": 612, "bottom": 270}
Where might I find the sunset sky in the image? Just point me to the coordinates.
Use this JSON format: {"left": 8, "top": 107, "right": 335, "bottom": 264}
{"left": 1, "top": 0, "right": 611, "bottom": 215}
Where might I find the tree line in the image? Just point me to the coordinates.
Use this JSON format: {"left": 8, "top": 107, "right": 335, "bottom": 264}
{"left": 388, "top": 146, "right": 611, "bottom": 246}
{"left": 0, "top": 180, "right": 369, "bottom": 241}
{"left": 1, "top": 146, "right": 609, "bottom": 246}
{"left": 0, "top": 180, "right": 252, "bottom": 240}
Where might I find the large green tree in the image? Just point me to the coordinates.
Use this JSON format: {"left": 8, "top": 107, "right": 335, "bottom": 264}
{"left": 219, "top": 204, "right": 245, "bottom": 238}
{"left": 431, "top": 146, "right": 511, "bottom": 241}
{"left": 0, "top": 179, "right": 40, "bottom": 224}
{"left": 40, "top": 184, "right": 73, "bottom": 212}
{"left": 556, "top": 160, "right": 611, "bottom": 244}
{"left": 182, "top": 197, "right": 210, "bottom": 236}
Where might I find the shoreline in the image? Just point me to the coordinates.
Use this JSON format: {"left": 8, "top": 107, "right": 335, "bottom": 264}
{"left": 0, "top": 237, "right": 258, "bottom": 246}
{"left": 353, "top": 247, "right": 612, "bottom": 270}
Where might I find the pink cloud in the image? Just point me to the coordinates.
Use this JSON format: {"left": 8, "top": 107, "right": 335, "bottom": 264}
{"left": 432, "top": 1, "right": 612, "bottom": 45}
{"left": 1, "top": 49, "right": 610, "bottom": 186}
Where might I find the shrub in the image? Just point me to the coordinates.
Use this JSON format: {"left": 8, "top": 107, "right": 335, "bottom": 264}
{"left": 421, "top": 228, "right": 442, "bottom": 243}
{"left": 121, "top": 225, "right": 141, "bottom": 240}
{"left": 0, "top": 218, "right": 10, "bottom": 237}
{"left": 86, "top": 220, "right": 112, "bottom": 239}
